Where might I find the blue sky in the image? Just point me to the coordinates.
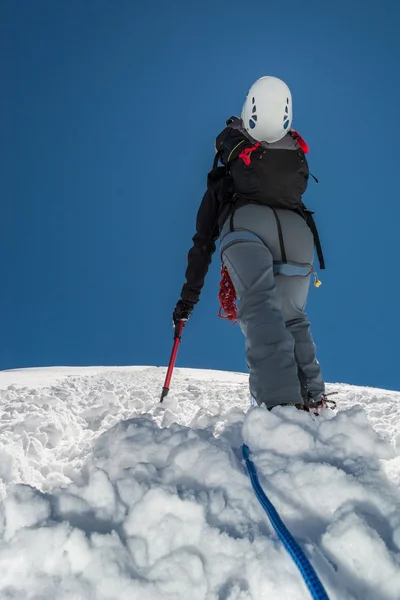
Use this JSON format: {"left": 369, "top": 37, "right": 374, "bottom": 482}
{"left": 3, "top": 0, "right": 399, "bottom": 391}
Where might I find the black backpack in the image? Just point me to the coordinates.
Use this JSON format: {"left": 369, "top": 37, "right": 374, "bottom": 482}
{"left": 213, "top": 117, "right": 325, "bottom": 270}
{"left": 214, "top": 116, "right": 309, "bottom": 210}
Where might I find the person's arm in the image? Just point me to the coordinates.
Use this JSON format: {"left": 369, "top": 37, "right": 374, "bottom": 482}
{"left": 180, "top": 168, "right": 223, "bottom": 307}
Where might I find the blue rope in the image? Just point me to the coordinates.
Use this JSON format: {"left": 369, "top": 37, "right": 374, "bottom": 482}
{"left": 242, "top": 444, "right": 330, "bottom": 600}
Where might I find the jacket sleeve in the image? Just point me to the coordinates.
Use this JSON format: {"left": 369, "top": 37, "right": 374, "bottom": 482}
{"left": 180, "top": 167, "right": 225, "bottom": 306}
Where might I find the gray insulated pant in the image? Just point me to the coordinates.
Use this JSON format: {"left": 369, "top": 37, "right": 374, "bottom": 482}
{"left": 220, "top": 204, "right": 325, "bottom": 409}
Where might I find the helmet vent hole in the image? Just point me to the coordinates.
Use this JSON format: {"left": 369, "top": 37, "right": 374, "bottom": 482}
{"left": 249, "top": 119, "right": 256, "bottom": 129}
{"left": 285, "top": 106, "right": 288, "bottom": 114}
{"left": 252, "top": 105, "right": 257, "bottom": 114}
{"left": 252, "top": 97, "right": 255, "bottom": 104}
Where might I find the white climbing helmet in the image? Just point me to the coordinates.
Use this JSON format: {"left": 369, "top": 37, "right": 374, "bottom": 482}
{"left": 241, "top": 76, "right": 293, "bottom": 143}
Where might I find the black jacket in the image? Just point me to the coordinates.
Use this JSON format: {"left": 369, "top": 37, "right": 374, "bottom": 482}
{"left": 180, "top": 167, "right": 225, "bottom": 306}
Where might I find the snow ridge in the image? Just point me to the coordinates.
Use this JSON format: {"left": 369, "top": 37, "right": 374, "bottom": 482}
{"left": 0, "top": 366, "right": 399, "bottom": 599}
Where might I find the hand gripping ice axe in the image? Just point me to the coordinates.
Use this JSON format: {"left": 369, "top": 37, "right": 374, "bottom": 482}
{"left": 160, "top": 320, "right": 185, "bottom": 402}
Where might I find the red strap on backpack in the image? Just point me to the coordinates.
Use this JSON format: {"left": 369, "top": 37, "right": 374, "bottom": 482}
{"left": 238, "top": 142, "right": 261, "bottom": 165}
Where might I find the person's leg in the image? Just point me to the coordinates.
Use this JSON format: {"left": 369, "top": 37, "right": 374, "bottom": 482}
{"left": 275, "top": 273, "right": 325, "bottom": 399}
{"left": 220, "top": 205, "right": 325, "bottom": 403}
{"left": 221, "top": 232, "right": 304, "bottom": 409}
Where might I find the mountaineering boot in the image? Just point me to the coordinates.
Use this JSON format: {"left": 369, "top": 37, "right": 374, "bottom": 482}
{"left": 306, "top": 393, "right": 337, "bottom": 414}
{"left": 268, "top": 391, "right": 338, "bottom": 415}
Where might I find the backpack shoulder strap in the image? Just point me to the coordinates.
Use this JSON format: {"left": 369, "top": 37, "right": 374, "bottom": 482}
{"left": 300, "top": 205, "right": 325, "bottom": 270}
{"left": 213, "top": 150, "right": 221, "bottom": 170}
{"left": 214, "top": 117, "right": 251, "bottom": 168}
{"left": 213, "top": 122, "right": 231, "bottom": 169}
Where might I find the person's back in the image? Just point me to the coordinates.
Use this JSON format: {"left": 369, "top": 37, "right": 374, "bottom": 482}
{"left": 173, "top": 76, "right": 326, "bottom": 412}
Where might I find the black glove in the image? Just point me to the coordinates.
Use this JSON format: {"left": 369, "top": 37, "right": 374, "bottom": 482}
{"left": 173, "top": 299, "right": 194, "bottom": 326}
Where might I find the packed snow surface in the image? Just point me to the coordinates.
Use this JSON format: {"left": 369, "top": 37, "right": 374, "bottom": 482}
{"left": 0, "top": 366, "right": 400, "bottom": 599}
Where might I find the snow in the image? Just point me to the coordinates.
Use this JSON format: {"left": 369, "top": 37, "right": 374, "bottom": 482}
{"left": 0, "top": 366, "right": 399, "bottom": 599}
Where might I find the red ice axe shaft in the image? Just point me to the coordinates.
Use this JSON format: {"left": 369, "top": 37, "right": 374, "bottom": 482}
{"left": 160, "top": 320, "right": 184, "bottom": 402}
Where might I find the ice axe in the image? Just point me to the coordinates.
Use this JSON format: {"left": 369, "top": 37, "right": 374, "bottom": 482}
{"left": 160, "top": 320, "right": 184, "bottom": 402}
